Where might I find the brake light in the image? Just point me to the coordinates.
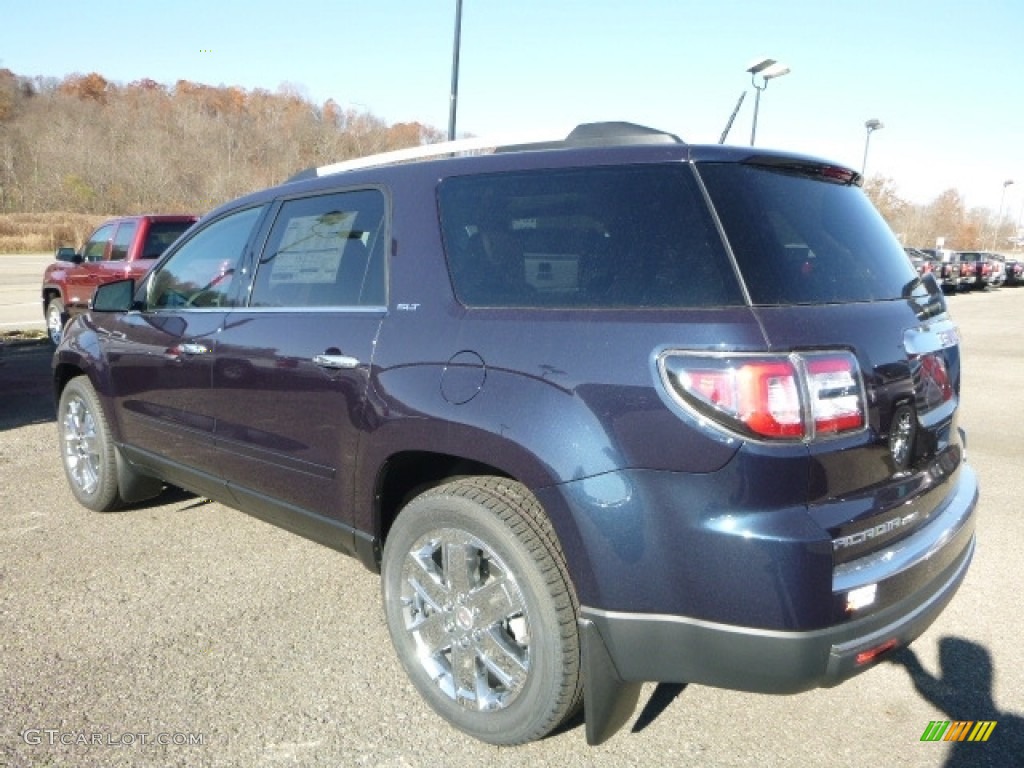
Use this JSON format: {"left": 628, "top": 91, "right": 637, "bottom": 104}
{"left": 661, "top": 351, "right": 866, "bottom": 441}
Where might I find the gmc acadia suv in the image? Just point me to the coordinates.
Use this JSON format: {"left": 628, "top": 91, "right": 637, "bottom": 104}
{"left": 53, "top": 122, "right": 978, "bottom": 746}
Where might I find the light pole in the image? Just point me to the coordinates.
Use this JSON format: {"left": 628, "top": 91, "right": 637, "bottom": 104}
{"left": 747, "top": 57, "right": 791, "bottom": 146}
{"left": 448, "top": 0, "right": 464, "bottom": 141}
{"left": 862, "top": 118, "right": 883, "bottom": 176}
{"left": 990, "top": 179, "right": 1014, "bottom": 251}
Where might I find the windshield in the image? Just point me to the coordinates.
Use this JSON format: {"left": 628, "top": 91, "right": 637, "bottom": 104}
{"left": 698, "top": 161, "right": 916, "bottom": 305}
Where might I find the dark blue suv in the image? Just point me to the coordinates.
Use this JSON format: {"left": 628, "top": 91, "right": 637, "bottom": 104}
{"left": 54, "top": 123, "right": 978, "bottom": 746}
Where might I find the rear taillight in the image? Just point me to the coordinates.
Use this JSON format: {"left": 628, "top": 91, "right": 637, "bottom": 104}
{"left": 660, "top": 351, "right": 866, "bottom": 441}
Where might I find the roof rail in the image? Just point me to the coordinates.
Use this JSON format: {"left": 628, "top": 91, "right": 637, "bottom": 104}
{"left": 288, "top": 122, "right": 684, "bottom": 182}
{"left": 301, "top": 130, "right": 568, "bottom": 180}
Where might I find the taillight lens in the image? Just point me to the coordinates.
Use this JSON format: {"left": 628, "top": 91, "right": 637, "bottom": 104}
{"left": 805, "top": 355, "right": 865, "bottom": 435}
{"left": 661, "top": 351, "right": 865, "bottom": 441}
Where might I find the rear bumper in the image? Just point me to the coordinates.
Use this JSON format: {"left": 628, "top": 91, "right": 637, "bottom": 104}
{"left": 577, "top": 462, "right": 977, "bottom": 743}
{"left": 582, "top": 527, "right": 973, "bottom": 694}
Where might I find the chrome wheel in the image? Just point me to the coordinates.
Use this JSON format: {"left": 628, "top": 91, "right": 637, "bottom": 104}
{"left": 57, "top": 377, "right": 122, "bottom": 511}
{"left": 382, "top": 477, "right": 581, "bottom": 745}
{"left": 61, "top": 393, "right": 101, "bottom": 495}
{"left": 46, "top": 300, "right": 66, "bottom": 345}
{"left": 400, "top": 528, "right": 530, "bottom": 711}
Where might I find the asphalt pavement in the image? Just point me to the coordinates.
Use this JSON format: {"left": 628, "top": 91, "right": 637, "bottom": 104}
{"left": 0, "top": 253, "right": 50, "bottom": 333}
{"left": 0, "top": 277, "right": 1021, "bottom": 767}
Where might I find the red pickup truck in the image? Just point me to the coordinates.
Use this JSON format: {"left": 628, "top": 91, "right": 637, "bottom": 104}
{"left": 41, "top": 214, "right": 197, "bottom": 343}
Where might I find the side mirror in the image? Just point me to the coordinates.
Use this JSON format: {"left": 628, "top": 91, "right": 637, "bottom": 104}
{"left": 91, "top": 279, "right": 136, "bottom": 312}
{"left": 56, "top": 246, "right": 82, "bottom": 264}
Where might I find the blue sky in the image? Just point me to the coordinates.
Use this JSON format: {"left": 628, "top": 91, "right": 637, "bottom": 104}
{"left": 2, "top": 0, "right": 1022, "bottom": 215}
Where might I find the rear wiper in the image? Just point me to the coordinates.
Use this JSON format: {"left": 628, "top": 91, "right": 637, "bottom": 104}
{"left": 900, "top": 276, "right": 922, "bottom": 298}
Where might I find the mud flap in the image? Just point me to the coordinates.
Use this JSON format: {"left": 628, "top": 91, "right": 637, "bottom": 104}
{"left": 115, "top": 448, "right": 164, "bottom": 503}
{"left": 580, "top": 617, "right": 643, "bottom": 745}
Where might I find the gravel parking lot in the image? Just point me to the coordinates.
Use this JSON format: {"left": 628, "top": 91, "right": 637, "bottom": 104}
{"left": 1, "top": 286, "right": 1022, "bottom": 767}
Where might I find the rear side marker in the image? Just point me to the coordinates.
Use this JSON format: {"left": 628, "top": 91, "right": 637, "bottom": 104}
{"left": 854, "top": 637, "right": 897, "bottom": 666}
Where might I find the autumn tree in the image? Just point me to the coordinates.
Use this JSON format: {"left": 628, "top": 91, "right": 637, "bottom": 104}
{"left": 0, "top": 69, "right": 435, "bottom": 216}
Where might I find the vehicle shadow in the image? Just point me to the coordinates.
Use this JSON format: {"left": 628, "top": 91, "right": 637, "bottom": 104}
{"left": 119, "top": 484, "right": 199, "bottom": 511}
{"left": 630, "top": 682, "right": 687, "bottom": 733}
{"left": 0, "top": 340, "right": 56, "bottom": 431}
{"left": 888, "top": 638, "right": 1024, "bottom": 766}
{"left": 549, "top": 681, "right": 686, "bottom": 742}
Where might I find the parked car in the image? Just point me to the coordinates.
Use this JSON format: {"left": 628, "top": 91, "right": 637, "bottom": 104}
{"left": 957, "top": 251, "right": 997, "bottom": 290}
{"left": 41, "top": 214, "right": 197, "bottom": 344}
{"left": 986, "top": 253, "right": 1006, "bottom": 288}
{"left": 918, "top": 248, "right": 963, "bottom": 292}
{"left": 1004, "top": 257, "right": 1024, "bottom": 286}
{"left": 904, "top": 247, "right": 937, "bottom": 278}
{"left": 53, "top": 123, "right": 978, "bottom": 746}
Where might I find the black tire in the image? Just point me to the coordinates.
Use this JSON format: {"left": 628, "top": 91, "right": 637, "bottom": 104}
{"left": 382, "top": 476, "right": 582, "bottom": 745}
{"left": 57, "top": 376, "right": 123, "bottom": 512}
{"left": 46, "top": 298, "right": 67, "bottom": 345}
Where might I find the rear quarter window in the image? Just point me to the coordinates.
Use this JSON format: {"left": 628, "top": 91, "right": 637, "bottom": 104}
{"left": 698, "top": 161, "right": 916, "bottom": 304}
{"left": 438, "top": 165, "right": 744, "bottom": 309}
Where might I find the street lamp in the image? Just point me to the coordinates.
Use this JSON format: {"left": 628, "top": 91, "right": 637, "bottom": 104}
{"left": 747, "top": 57, "right": 791, "bottom": 146}
{"left": 990, "top": 179, "right": 1015, "bottom": 251}
{"left": 862, "top": 118, "right": 883, "bottom": 176}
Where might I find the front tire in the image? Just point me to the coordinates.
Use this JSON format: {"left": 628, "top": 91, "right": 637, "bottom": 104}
{"left": 46, "top": 298, "right": 67, "bottom": 345}
{"left": 57, "top": 377, "right": 122, "bottom": 511}
{"left": 382, "top": 476, "right": 582, "bottom": 745}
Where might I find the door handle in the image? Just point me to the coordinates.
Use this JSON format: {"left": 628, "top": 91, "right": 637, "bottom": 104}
{"left": 313, "top": 354, "right": 360, "bottom": 370}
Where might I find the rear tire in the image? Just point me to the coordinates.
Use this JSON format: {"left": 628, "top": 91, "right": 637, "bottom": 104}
{"left": 46, "top": 298, "right": 67, "bottom": 345}
{"left": 57, "top": 377, "right": 123, "bottom": 511}
{"left": 381, "top": 476, "right": 581, "bottom": 745}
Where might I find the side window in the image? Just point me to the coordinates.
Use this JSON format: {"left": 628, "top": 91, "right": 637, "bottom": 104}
{"left": 82, "top": 223, "right": 116, "bottom": 262}
{"left": 250, "top": 189, "right": 387, "bottom": 308}
{"left": 438, "top": 166, "right": 743, "bottom": 309}
{"left": 146, "top": 207, "right": 263, "bottom": 310}
{"left": 110, "top": 221, "right": 138, "bottom": 261}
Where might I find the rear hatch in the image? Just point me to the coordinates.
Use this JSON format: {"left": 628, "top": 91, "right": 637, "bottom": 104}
{"left": 697, "top": 157, "right": 966, "bottom": 562}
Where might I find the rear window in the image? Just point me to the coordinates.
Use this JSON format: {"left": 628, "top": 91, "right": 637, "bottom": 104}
{"left": 698, "top": 161, "right": 916, "bottom": 305}
{"left": 143, "top": 221, "right": 195, "bottom": 259}
{"left": 438, "top": 165, "right": 744, "bottom": 308}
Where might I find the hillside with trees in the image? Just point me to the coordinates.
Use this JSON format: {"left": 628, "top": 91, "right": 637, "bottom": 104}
{"left": 0, "top": 68, "right": 1017, "bottom": 253}
{"left": 0, "top": 69, "right": 441, "bottom": 251}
